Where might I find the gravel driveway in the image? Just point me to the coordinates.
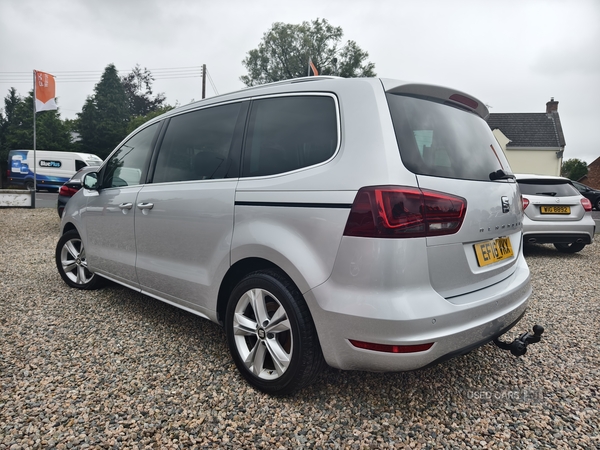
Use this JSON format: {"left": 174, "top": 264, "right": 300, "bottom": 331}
{"left": 1, "top": 209, "right": 599, "bottom": 449}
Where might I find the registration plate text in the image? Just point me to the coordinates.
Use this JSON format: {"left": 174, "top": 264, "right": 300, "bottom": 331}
{"left": 540, "top": 205, "right": 570, "bottom": 214}
{"left": 474, "top": 237, "right": 514, "bottom": 267}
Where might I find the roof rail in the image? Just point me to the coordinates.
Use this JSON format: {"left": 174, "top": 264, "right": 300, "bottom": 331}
{"left": 241, "top": 75, "right": 340, "bottom": 91}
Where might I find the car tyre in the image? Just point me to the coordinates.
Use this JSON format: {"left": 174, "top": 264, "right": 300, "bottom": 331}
{"left": 553, "top": 242, "right": 586, "bottom": 253}
{"left": 55, "top": 230, "right": 102, "bottom": 289}
{"left": 25, "top": 180, "right": 34, "bottom": 191}
{"left": 595, "top": 198, "right": 600, "bottom": 211}
{"left": 225, "top": 270, "right": 325, "bottom": 395}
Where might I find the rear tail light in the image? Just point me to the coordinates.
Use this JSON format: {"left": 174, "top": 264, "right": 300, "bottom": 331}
{"left": 522, "top": 196, "right": 530, "bottom": 210}
{"left": 59, "top": 185, "right": 79, "bottom": 197}
{"left": 581, "top": 198, "right": 592, "bottom": 211}
{"left": 350, "top": 340, "right": 434, "bottom": 353}
{"left": 343, "top": 186, "right": 466, "bottom": 238}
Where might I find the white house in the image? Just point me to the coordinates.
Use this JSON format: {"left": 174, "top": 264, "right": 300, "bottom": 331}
{"left": 487, "top": 98, "right": 566, "bottom": 176}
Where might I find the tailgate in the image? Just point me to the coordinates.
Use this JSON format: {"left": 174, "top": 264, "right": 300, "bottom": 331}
{"left": 418, "top": 175, "right": 522, "bottom": 299}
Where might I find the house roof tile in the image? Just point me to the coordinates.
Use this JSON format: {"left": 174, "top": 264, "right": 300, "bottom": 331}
{"left": 487, "top": 112, "right": 565, "bottom": 148}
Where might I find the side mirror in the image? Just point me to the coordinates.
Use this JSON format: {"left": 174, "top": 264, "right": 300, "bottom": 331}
{"left": 83, "top": 172, "right": 98, "bottom": 190}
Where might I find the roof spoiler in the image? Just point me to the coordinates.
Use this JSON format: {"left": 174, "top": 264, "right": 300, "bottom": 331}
{"left": 381, "top": 80, "right": 490, "bottom": 120}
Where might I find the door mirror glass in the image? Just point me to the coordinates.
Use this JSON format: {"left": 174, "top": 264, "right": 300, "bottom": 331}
{"left": 83, "top": 172, "right": 98, "bottom": 190}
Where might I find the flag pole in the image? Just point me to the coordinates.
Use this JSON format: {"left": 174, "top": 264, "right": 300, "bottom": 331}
{"left": 32, "top": 70, "right": 36, "bottom": 207}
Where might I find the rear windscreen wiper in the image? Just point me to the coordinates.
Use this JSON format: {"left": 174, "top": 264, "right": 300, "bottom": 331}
{"left": 489, "top": 169, "right": 516, "bottom": 181}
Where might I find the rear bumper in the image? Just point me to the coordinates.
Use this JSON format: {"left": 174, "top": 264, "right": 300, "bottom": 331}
{"left": 422, "top": 309, "right": 527, "bottom": 368}
{"left": 306, "top": 252, "right": 532, "bottom": 372}
{"left": 523, "top": 232, "right": 593, "bottom": 245}
{"left": 522, "top": 215, "right": 595, "bottom": 244}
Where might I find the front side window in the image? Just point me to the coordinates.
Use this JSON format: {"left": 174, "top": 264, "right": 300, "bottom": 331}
{"left": 152, "top": 103, "right": 242, "bottom": 183}
{"left": 242, "top": 96, "right": 338, "bottom": 177}
{"left": 102, "top": 122, "right": 159, "bottom": 188}
{"left": 387, "top": 94, "right": 512, "bottom": 181}
{"left": 75, "top": 160, "right": 86, "bottom": 171}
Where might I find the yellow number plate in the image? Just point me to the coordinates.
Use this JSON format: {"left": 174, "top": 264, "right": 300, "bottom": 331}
{"left": 540, "top": 205, "right": 570, "bottom": 214}
{"left": 474, "top": 237, "right": 514, "bottom": 267}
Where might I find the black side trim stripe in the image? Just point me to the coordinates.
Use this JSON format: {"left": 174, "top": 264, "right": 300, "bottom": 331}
{"left": 235, "top": 201, "right": 352, "bottom": 209}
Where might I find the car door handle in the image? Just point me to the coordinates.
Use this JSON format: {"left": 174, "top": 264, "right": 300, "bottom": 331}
{"left": 137, "top": 202, "right": 154, "bottom": 210}
{"left": 119, "top": 202, "right": 133, "bottom": 210}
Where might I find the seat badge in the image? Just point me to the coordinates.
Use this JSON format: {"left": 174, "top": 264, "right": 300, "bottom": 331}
{"left": 501, "top": 196, "right": 510, "bottom": 213}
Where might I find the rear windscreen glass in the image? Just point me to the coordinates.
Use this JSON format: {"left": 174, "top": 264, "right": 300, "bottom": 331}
{"left": 518, "top": 180, "right": 579, "bottom": 197}
{"left": 386, "top": 94, "right": 511, "bottom": 181}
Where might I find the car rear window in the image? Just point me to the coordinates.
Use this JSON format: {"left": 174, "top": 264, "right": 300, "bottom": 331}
{"left": 517, "top": 180, "right": 579, "bottom": 197}
{"left": 386, "top": 94, "right": 511, "bottom": 181}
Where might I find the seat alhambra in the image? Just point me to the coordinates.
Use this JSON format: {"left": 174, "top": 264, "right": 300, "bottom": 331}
{"left": 56, "top": 76, "right": 532, "bottom": 394}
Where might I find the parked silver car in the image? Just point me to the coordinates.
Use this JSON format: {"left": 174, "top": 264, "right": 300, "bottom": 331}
{"left": 56, "top": 77, "right": 532, "bottom": 394}
{"left": 517, "top": 174, "right": 595, "bottom": 253}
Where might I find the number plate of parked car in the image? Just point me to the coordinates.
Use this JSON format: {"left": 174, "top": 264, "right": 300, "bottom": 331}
{"left": 540, "top": 205, "right": 570, "bottom": 214}
{"left": 474, "top": 237, "right": 514, "bottom": 267}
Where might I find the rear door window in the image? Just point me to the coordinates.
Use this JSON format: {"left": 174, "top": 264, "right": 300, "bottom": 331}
{"left": 242, "top": 95, "right": 338, "bottom": 177}
{"left": 152, "top": 103, "right": 243, "bottom": 183}
{"left": 387, "top": 94, "right": 511, "bottom": 181}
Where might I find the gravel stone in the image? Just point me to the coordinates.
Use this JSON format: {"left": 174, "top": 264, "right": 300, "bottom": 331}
{"left": 1, "top": 208, "right": 599, "bottom": 448}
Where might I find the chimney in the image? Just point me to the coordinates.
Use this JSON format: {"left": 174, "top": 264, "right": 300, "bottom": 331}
{"left": 546, "top": 97, "right": 559, "bottom": 113}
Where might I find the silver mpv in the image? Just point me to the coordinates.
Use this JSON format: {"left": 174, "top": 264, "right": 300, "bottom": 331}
{"left": 56, "top": 77, "right": 532, "bottom": 394}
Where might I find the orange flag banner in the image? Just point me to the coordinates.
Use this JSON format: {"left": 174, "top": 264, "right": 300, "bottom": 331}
{"left": 34, "top": 70, "right": 57, "bottom": 112}
{"left": 309, "top": 59, "right": 319, "bottom": 76}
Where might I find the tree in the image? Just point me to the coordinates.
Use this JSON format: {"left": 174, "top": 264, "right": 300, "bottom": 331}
{"left": 0, "top": 88, "right": 21, "bottom": 165}
{"left": 77, "top": 64, "right": 130, "bottom": 160}
{"left": 0, "top": 88, "right": 73, "bottom": 186}
{"left": 121, "top": 64, "right": 167, "bottom": 117}
{"left": 126, "top": 105, "right": 174, "bottom": 134}
{"left": 0, "top": 89, "right": 72, "bottom": 156}
{"left": 561, "top": 158, "right": 588, "bottom": 181}
{"left": 240, "top": 18, "right": 376, "bottom": 86}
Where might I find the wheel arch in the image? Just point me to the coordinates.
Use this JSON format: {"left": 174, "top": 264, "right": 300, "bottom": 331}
{"left": 61, "top": 221, "right": 79, "bottom": 236}
{"left": 216, "top": 257, "right": 304, "bottom": 326}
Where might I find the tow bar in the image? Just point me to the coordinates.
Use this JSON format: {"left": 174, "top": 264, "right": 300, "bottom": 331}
{"left": 493, "top": 325, "right": 544, "bottom": 356}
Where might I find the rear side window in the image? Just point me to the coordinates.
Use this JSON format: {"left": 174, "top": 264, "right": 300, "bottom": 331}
{"left": 242, "top": 95, "right": 338, "bottom": 177}
{"left": 518, "top": 180, "right": 579, "bottom": 197}
{"left": 152, "top": 103, "right": 242, "bottom": 183}
{"left": 387, "top": 94, "right": 511, "bottom": 181}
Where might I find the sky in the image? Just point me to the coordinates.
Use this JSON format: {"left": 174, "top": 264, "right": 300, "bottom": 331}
{"left": 0, "top": 0, "right": 599, "bottom": 164}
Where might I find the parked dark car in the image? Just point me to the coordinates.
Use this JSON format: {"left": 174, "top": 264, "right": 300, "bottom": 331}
{"left": 56, "top": 166, "right": 98, "bottom": 217}
{"left": 572, "top": 180, "right": 600, "bottom": 211}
